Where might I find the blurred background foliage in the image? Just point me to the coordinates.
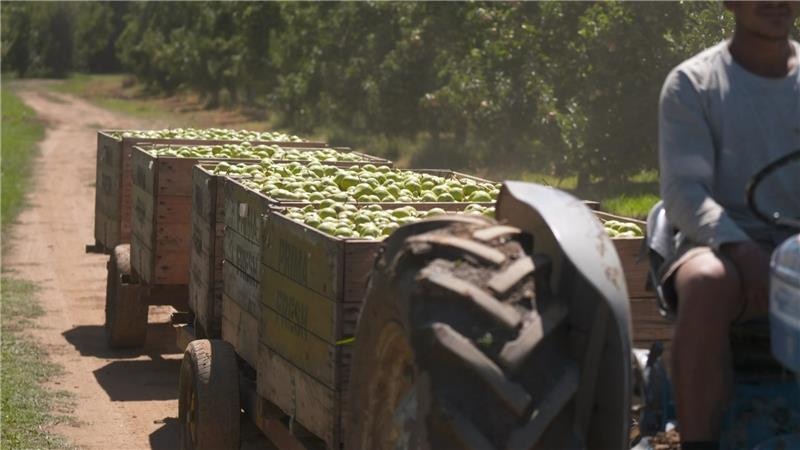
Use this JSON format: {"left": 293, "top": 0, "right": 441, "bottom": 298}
{"left": 3, "top": 1, "right": 796, "bottom": 192}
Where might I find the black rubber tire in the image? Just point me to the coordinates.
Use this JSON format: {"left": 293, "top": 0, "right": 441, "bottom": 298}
{"left": 178, "top": 339, "right": 241, "bottom": 450}
{"left": 105, "top": 244, "right": 148, "bottom": 348}
{"left": 347, "top": 217, "right": 579, "bottom": 450}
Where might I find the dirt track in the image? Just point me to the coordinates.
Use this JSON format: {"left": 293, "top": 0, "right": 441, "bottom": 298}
{"left": 4, "top": 82, "right": 269, "bottom": 449}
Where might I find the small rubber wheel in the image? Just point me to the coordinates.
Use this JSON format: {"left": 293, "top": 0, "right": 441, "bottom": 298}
{"left": 347, "top": 217, "right": 579, "bottom": 450}
{"left": 105, "top": 244, "right": 147, "bottom": 348}
{"left": 179, "top": 339, "right": 240, "bottom": 450}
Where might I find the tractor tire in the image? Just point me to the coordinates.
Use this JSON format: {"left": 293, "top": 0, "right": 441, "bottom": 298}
{"left": 178, "top": 339, "right": 240, "bottom": 450}
{"left": 347, "top": 217, "right": 579, "bottom": 450}
{"left": 105, "top": 244, "right": 147, "bottom": 348}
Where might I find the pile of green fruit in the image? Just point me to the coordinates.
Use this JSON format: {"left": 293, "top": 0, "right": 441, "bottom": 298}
{"left": 215, "top": 162, "right": 500, "bottom": 203}
{"left": 146, "top": 143, "right": 368, "bottom": 162}
{"left": 283, "top": 203, "right": 495, "bottom": 240}
{"left": 603, "top": 219, "right": 644, "bottom": 238}
{"left": 107, "top": 128, "right": 304, "bottom": 142}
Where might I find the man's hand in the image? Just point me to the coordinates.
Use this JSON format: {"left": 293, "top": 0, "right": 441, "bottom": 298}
{"left": 720, "top": 240, "right": 771, "bottom": 318}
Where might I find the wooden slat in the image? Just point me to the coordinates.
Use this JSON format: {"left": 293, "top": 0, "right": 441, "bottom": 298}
{"left": 261, "top": 307, "right": 337, "bottom": 389}
{"left": 224, "top": 179, "right": 272, "bottom": 245}
{"left": 155, "top": 195, "right": 192, "bottom": 224}
{"left": 263, "top": 213, "right": 343, "bottom": 300}
{"left": 224, "top": 226, "right": 262, "bottom": 281}
{"left": 155, "top": 158, "right": 201, "bottom": 196}
{"left": 262, "top": 265, "right": 338, "bottom": 343}
{"left": 131, "top": 184, "right": 154, "bottom": 246}
{"left": 342, "top": 241, "right": 382, "bottom": 304}
{"left": 612, "top": 237, "right": 648, "bottom": 298}
{"left": 93, "top": 210, "right": 120, "bottom": 254}
{"left": 130, "top": 233, "right": 154, "bottom": 283}
{"left": 190, "top": 247, "right": 223, "bottom": 338}
{"left": 153, "top": 250, "right": 188, "bottom": 285}
{"left": 221, "top": 294, "right": 259, "bottom": 368}
{"left": 192, "top": 165, "right": 219, "bottom": 225}
{"left": 222, "top": 256, "right": 261, "bottom": 318}
{"left": 257, "top": 344, "right": 339, "bottom": 450}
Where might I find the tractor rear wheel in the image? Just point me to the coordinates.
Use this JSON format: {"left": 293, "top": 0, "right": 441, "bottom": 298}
{"left": 178, "top": 339, "right": 240, "bottom": 450}
{"left": 105, "top": 244, "right": 147, "bottom": 348}
{"left": 347, "top": 217, "right": 578, "bottom": 450}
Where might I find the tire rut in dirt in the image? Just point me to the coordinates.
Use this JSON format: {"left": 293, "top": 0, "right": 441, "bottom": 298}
{"left": 348, "top": 218, "right": 578, "bottom": 450}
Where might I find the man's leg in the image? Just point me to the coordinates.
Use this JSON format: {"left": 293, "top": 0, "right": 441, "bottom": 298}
{"left": 672, "top": 251, "right": 744, "bottom": 443}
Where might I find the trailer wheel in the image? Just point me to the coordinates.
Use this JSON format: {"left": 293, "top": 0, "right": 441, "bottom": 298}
{"left": 179, "top": 339, "right": 240, "bottom": 450}
{"left": 105, "top": 244, "right": 147, "bottom": 348}
{"left": 347, "top": 218, "right": 578, "bottom": 450}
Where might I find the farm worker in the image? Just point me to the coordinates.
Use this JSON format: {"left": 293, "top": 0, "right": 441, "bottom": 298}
{"left": 658, "top": 1, "right": 800, "bottom": 449}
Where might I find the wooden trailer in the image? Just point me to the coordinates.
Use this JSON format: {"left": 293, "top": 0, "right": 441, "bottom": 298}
{"left": 93, "top": 132, "right": 332, "bottom": 347}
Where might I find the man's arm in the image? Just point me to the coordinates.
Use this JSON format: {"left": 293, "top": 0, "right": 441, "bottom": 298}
{"left": 658, "top": 69, "right": 751, "bottom": 249}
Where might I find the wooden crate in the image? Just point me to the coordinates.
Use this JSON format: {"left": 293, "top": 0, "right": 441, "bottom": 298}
{"left": 92, "top": 130, "right": 326, "bottom": 254}
{"left": 256, "top": 201, "right": 484, "bottom": 448}
{"left": 213, "top": 154, "right": 392, "bottom": 346}
{"left": 129, "top": 146, "right": 261, "bottom": 285}
{"left": 257, "top": 344, "right": 341, "bottom": 450}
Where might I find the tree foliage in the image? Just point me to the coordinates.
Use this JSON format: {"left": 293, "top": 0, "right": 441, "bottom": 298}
{"left": 3, "top": 2, "right": 796, "bottom": 182}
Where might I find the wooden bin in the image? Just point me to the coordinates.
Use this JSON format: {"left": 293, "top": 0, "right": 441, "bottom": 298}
{"left": 129, "top": 146, "right": 265, "bottom": 286}
{"left": 192, "top": 150, "right": 392, "bottom": 339}
{"left": 256, "top": 194, "right": 495, "bottom": 449}
{"left": 219, "top": 157, "right": 402, "bottom": 364}
{"left": 92, "top": 130, "right": 326, "bottom": 254}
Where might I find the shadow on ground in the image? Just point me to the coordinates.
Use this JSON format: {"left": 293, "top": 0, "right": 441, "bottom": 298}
{"left": 92, "top": 357, "right": 181, "bottom": 401}
{"left": 148, "top": 414, "right": 276, "bottom": 449}
{"left": 62, "top": 322, "right": 181, "bottom": 359}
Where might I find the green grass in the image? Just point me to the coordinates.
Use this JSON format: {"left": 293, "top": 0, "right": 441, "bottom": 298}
{"left": 1, "top": 277, "right": 73, "bottom": 449}
{"left": 49, "top": 74, "right": 174, "bottom": 121}
{"left": 600, "top": 193, "right": 660, "bottom": 219}
{"left": 2, "top": 86, "right": 45, "bottom": 232}
{"left": 1, "top": 84, "right": 72, "bottom": 448}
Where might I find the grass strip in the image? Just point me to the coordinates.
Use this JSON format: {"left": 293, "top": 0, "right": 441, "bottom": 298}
{"left": 1, "top": 85, "right": 45, "bottom": 232}
{"left": 1, "top": 277, "right": 73, "bottom": 449}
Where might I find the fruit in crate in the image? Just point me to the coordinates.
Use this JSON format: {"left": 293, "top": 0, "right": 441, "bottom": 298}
{"left": 145, "top": 142, "right": 367, "bottom": 162}
{"left": 602, "top": 219, "right": 644, "bottom": 238}
{"left": 283, "top": 203, "right": 496, "bottom": 240}
{"left": 214, "top": 163, "right": 501, "bottom": 204}
{"left": 107, "top": 127, "right": 305, "bottom": 142}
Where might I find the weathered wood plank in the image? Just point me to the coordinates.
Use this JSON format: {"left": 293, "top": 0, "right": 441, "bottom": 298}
{"left": 153, "top": 249, "right": 189, "bottom": 285}
{"left": 222, "top": 255, "right": 261, "bottom": 318}
{"left": 262, "top": 213, "right": 343, "bottom": 300}
{"left": 131, "top": 184, "right": 154, "bottom": 246}
{"left": 257, "top": 344, "right": 339, "bottom": 450}
{"left": 130, "top": 233, "right": 154, "bottom": 283}
{"left": 223, "top": 225, "right": 262, "bottom": 281}
{"left": 156, "top": 195, "right": 192, "bottom": 224}
{"left": 224, "top": 178, "right": 273, "bottom": 245}
{"left": 261, "top": 307, "right": 338, "bottom": 389}
{"left": 342, "top": 240, "right": 382, "bottom": 304}
{"left": 261, "top": 266, "right": 338, "bottom": 343}
{"left": 612, "top": 237, "right": 648, "bottom": 298}
{"left": 222, "top": 293, "right": 259, "bottom": 368}
{"left": 155, "top": 158, "right": 201, "bottom": 196}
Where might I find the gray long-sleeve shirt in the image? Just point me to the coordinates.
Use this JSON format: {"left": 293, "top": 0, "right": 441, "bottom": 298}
{"left": 659, "top": 40, "right": 800, "bottom": 250}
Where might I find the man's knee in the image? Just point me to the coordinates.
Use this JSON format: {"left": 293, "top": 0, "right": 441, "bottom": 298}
{"left": 675, "top": 253, "right": 741, "bottom": 319}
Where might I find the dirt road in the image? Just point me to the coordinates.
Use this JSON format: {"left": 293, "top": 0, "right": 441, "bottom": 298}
{"left": 4, "top": 82, "right": 268, "bottom": 449}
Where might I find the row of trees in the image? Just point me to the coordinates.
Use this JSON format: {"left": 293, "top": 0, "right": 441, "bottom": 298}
{"left": 3, "top": 2, "right": 777, "bottom": 186}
